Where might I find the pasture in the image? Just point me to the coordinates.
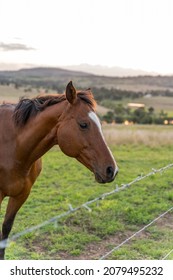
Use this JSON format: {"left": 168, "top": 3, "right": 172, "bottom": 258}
{"left": 1, "top": 125, "right": 173, "bottom": 260}
{"left": 0, "top": 85, "right": 46, "bottom": 103}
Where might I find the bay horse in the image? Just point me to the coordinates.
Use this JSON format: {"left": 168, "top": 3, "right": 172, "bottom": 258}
{"left": 0, "top": 81, "right": 118, "bottom": 259}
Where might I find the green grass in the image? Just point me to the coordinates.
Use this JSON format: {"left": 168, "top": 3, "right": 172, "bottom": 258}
{"left": 1, "top": 141, "right": 173, "bottom": 260}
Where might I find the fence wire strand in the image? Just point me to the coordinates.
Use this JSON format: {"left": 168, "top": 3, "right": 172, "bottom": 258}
{"left": 0, "top": 163, "right": 173, "bottom": 256}
{"left": 163, "top": 248, "right": 173, "bottom": 260}
{"left": 100, "top": 205, "right": 173, "bottom": 260}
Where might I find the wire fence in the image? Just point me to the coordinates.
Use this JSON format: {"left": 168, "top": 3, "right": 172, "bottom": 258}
{"left": 1, "top": 163, "right": 173, "bottom": 259}
{"left": 100, "top": 205, "right": 173, "bottom": 260}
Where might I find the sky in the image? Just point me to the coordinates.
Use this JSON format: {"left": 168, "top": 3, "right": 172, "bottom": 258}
{"left": 0, "top": 0, "right": 173, "bottom": 74}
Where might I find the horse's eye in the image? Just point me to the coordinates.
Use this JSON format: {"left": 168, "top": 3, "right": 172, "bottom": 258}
{"left": 79, "top": 122, "right": 88, "bottom": 129}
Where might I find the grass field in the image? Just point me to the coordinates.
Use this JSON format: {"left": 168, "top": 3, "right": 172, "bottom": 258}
{"left": 103, "top": 124, "right": 173, "bottom": 146}
{"left": 1, "top": 125, "right": 173, "bottom": 260}
{"left": 101, "top": 96, "right": 173, "bottom": 115}
{"left": 0, "top": 85, "right": 37, "bottom": 103}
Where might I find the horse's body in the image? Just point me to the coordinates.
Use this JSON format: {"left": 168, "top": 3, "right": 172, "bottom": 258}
{"left": 0, "top": 82, "right": 118, "bottom": 259}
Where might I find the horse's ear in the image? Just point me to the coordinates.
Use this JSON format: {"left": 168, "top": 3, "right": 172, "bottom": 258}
{"left": 66, "top": 81, "right": 77, "bottom": 104}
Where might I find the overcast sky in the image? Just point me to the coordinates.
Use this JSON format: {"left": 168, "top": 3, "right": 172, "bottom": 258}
{"left": 0, "top": 0, "right": 173, "bottom": 73}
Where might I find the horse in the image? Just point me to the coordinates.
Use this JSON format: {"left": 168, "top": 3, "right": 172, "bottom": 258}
{"left": 0, "top": 81, "right": 118, "bottom": 259}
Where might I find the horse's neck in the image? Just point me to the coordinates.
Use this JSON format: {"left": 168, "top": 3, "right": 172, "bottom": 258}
{"left": 16, "top": 102, "right": 65, "bottom": 169}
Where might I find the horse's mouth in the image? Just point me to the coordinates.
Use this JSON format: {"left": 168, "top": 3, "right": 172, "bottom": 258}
{"left": 95, "top": 173, "right": 106, "bottom": 183}
{"left": 95, "top": 172, "right": 115, "bottom": 184}
{"left": 76, "top": 155, "right": 118, "bottom": 184}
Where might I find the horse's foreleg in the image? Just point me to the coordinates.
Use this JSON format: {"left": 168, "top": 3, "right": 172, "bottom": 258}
{"left": 0, "top": 190, "right": 30, "bottom": 260}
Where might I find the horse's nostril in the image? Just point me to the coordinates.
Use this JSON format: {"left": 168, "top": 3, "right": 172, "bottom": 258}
{"left": 106, "top": 166, "right": 115, "bottom": 179}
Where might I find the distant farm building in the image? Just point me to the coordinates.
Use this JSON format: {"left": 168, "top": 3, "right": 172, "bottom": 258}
{"left": 128, "top": 103, "right": 145, "bottom": 109}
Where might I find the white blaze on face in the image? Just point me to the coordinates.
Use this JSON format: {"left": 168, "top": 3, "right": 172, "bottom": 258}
{"left": 88, "top": 111, "right": 103, "bottom": 137}
{"left": 88, "top": 111, "right": 118, "bottom": 173}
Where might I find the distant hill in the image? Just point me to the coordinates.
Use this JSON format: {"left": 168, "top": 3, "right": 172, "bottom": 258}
{"left": 0, "top": 67, "right": 92, "bottom": 78}
{"left": 0, "top": 63, "right": 158, "bottom": 76}
{"left": 0, "top": 67, "right": 94, "bottom": 90}
{"left": 61, "top": 63, "right": 158, "bottom": 77}
{"left": 0, "top": 66, "right": 173, "bottom": 93}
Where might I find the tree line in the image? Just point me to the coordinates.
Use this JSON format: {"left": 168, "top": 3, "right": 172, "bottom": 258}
{"left": 101, "top": 105, "right": 170, "bottom": 125}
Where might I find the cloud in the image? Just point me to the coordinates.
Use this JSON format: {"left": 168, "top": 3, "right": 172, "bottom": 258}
{"left": 0, "top": 42, "right": 36, "bottom": 51}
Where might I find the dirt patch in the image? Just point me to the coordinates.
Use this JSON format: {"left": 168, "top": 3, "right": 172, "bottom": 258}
{"left": 56, "top": 213, "right": 173, "bottom": 260}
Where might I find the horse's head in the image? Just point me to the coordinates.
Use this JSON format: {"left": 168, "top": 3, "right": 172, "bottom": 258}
{"left": 57, "top": 81, "right": 118, "bottom": 183}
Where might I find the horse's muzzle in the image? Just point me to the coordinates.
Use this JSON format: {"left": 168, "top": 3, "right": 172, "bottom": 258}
{"left": 95, "top": 166, "right": 118, "bottom": 184}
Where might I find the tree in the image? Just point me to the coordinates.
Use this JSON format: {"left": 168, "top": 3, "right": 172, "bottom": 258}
{"left": 102, "top": 111, "right": 115, "bottom": 123}
{"left": 148, "top": 107, "right": 154, "bottom": 114}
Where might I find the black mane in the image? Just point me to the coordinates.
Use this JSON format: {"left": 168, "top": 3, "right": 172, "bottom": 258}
{"left": 13, "top": 91, "right": 96, "bottom": 127}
